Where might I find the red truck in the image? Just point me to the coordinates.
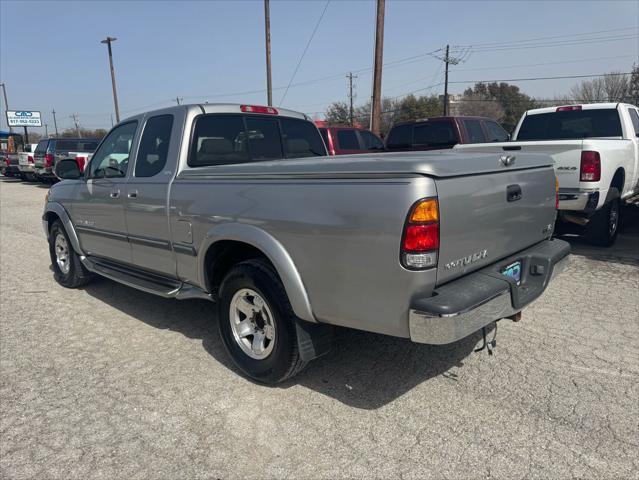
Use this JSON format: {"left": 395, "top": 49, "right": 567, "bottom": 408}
{"left": 385, "top": 116, "right": 510, "bottom": 152}
{"left": 317, "top": 126, "right": 384, "bottom": 155}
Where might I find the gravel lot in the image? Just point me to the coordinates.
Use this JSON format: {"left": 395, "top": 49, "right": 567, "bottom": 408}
{"left": 1, "top": 177, "right": 638, "bottom": 480}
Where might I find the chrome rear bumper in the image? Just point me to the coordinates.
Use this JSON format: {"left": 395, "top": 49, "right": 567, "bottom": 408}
{"left": 409, "top": 240, "right": 570, "bottom": 345}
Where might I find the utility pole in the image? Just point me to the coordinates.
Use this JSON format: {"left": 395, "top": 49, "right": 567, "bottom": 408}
{"left": 23, "top": 126, "right": 29, "bottom": 144}
{"left": 370, "top": 0, "right": 385, "bottom": 135}
{"left": 44, "top": 123, "right": 49, "bottom": 137}
{"left": 101, "top": 36, "right": 121, "bottom": 123}
{"left": 264, "top": 0, "right": 273, "bottom": 106}
{"left": 70, "top": 114, "right": 81, "bottom": 138}
{"left": 436, "top": 44, "right": 463, "bottom": 116}
{"left": 111, "top": 114, "right": 114, "bottom": 127}
{"left": 0, "top": 83, "right": 12, "bottom": 132}
{"left": 175, "top": 97, "right": 183, "bottom": 105}
{"left": 347, "top": 72, "right": 357, "bottom": 126}
{"left": 52, "top": 109, "right": 59, "bottom": 137}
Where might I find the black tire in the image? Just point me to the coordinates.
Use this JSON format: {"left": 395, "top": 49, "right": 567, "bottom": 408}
{"left": 218, "top": 258, "right": 307, "bottom": 384}
{"left": 49, "top": 220, "right": 94, "bottom": 288}
{"left": 585, "top": 188, "right": 620, "bottom": 247}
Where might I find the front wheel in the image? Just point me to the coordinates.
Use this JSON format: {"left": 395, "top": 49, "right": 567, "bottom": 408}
{"left": 49, "top": 220, "right": 94, "bottom": 288}
{"left": 218, "top": 258, "right": 307, "bottom": 384}
{"left": 585, "top": 190, "right": 620, "bottom": 247}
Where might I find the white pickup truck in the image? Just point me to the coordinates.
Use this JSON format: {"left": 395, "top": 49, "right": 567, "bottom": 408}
{"left": 456, "top": 103, "right": 639, "bottom": 246}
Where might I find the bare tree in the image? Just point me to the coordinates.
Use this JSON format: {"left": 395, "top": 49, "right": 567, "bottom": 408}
{"left": 570, "top": 72, "right": 629, "bottom": 103}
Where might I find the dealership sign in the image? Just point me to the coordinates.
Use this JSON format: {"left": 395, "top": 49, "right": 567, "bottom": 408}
{"left": 6, "top": 110, "right": 42, "bottom": 127}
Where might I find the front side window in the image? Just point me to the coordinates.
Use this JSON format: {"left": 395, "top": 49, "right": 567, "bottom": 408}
{"left": 135, "top": 115, "right": 174, "bottom": 177}
{"left": 485, "top": 121, "right": 509, "bottom": 142}
{"left": 88, "top": 122, "right": 137, "bottom": 178}
{"left": 336, "top": 130, "right": 361, "bottom": 150}
{"left": 463, "top": 119, "right": 486, "bottom": 143}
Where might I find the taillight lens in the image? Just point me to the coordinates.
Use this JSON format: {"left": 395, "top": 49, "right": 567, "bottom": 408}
{"left": 401, "top": 198, "right": 439, "bottom": 269}
{"left": 556, "top": 105, "right": 582, "bottom": 112}
{"left": 75, "top": 156, "right": 86, "bottom": 172}
{"left": 28, "top": 155, "right": 34, "bottom": 163}
{"left": 44, "top": 153, "right": 54, "bottom": 168}
{"left": 240, "top": 105, "right": 278, "bottom": 115}
{"left": 580, "top": 151, "right": 600, "bottom": 182}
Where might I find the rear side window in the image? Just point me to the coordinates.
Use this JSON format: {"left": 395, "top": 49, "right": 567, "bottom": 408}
{"left": 463, "top": 119, "right": 486, "bottom": 143}
{"left": 485, "top": 121, "right": 509, "bottom": 142}
{"left": 135, "top": 115, "right": 173, "bottom": 177}
{"left": 279, "top": 117, "right": 326, "bottom": 158}
{"left": 629, "top": 109, "right": 639, "bottom": 136}
{"left": 336, "top": 130, "right": 360, "bottom": 150}
{"left": 54, "top": 140, "right": 99, "bottom": 152}
{"left": 414, "top": 121, "right": 457, "bottom": 147}
{"left": 34, "top": 140, "right": 48, "bottom": 154}
{"left": 386, "top": 124, "right": 412, "bottom": 149}
{"left": 517, "top": 109, "right": 623, "bottom": 140}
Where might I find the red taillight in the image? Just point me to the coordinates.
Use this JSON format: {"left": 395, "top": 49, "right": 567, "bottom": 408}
{"left": 403, "top": 224, "right": 439, "bottom": 251}
{"left": 44, "top": 153, "right": 54, "bottom": 168}
{"left": 401, "top": 198, "right": 439, "bottom": 269}
{"left": 28, "top": 155, "right": 34, "bottom": 164}
{"left": 556, "top": 105, "right": 582, "bottom": 112}
{"left": 240, "top": 104, "right": 278, "bottom": 115}
{"left": 580, "top": 151, "right": 601, "bottom": 182}
{"left": 75, "top": 156, "right": 86, "bottom": 172}
{"left": 4, "top": 158, "right": 9, "bottom": 167}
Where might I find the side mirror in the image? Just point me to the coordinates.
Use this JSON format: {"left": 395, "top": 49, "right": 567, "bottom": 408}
{"left": 54, "top": 158, "right": 82, "bottom": 180}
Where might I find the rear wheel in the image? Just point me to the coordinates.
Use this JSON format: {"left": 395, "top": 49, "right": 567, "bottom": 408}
{"left": 585, "top": 189, "right": 620, "bottom": 247}
{"left": 218, "top": 258, "right": 307, "bottom": 383}
{"left": 49, "top": 220, "right": 93, "bottom": 288}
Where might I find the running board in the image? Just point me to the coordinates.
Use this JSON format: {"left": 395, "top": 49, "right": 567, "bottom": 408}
{"left": 82, "top": 256, "right": 214, "bottom": 301}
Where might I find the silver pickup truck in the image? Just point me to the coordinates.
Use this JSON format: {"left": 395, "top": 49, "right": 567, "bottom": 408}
{"left": 44, "top": 104, "right": 569, "bottom": 383}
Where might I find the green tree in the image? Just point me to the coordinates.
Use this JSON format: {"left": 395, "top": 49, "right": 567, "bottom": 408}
{"left": 463, "top": 82, "right": 537, "bottom": 132}
{"left": 628, "top": 63, "right": 639, "bottom": 105}
{"left": 324, "top": 102, "right": 350, "bottom": 125}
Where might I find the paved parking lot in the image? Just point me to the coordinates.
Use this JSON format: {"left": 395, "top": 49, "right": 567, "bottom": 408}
{"left": 1, "top": 177, "right": 638, "bottom": 479}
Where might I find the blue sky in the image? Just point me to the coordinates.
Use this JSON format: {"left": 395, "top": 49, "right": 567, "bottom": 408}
{"left": 1, "top": 0, "right": 637, "bottom": 132}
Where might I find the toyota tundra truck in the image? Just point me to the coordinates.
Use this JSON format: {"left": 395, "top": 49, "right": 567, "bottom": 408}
{"left": 43, "top": 103, "right": 569, "bottom": 384}
{"left": 455, "top": 103, "right": 639, "bottom": 246}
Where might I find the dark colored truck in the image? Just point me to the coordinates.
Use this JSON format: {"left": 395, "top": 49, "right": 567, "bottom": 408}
{"left": 385, "top": 116, "right": 510, "bottom": 152}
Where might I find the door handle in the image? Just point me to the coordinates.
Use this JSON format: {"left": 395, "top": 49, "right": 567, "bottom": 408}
{"left": 110, "top": 189, "right": 120, "bottom": 198}
{"left": 127, "top": 190, "right": 138, "bottom": 199}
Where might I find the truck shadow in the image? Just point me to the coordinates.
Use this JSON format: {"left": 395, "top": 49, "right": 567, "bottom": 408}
{"left": 557, "top": 205, "right": 639, "bottom": 265}
{"left": 83, "top": 279, "right": 479, "bottom": 410}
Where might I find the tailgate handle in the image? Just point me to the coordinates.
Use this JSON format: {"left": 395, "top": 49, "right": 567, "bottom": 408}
{"left": 507, "top": 184, "right": 522, "bottom": 202}
{"left": 502, "top": 146, "right": 521, "bottom": 151}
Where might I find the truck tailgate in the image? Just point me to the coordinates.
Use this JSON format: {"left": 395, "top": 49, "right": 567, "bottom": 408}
{"left": 435, "top": 165, "right": 557, "bottom": 285}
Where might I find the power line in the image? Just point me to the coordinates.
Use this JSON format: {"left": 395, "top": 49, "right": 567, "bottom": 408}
{"left": 449, "top": 72, "right": 632, "bottom": 84}
{"left": 465, "top": 34, "right": 638, "bottom": 53}
{"left": 279, "top": 0, "right": 330, "bottom": 106}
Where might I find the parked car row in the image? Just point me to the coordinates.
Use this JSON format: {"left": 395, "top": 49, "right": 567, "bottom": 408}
{"left": 2, "top": 137, "right": 100, "bottom": 183}
{"left": 44, "top": 102, "right": 571, "bottom": 384}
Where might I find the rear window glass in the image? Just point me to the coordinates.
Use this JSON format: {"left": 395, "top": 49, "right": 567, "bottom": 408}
{"left": 629, "top": 109, "right": 639, "bottom": 136}
{"left": 462, "top": 119, "right": 486, "bottom": 143}
{"left": 414, "top": 121, "right": 457, "bottom": 146}
{"left": 279, "top": 117, "right": 326, "bottom": 158}
{"left": 386, "top": 124, "right": 412, "bottom": 149}
{"left": 189, "top": 114, "right": 325, "bottom": 167}
{"left": 34, "top": 140, "right": 48, "bottom": 154}
{"left": 55, "top": 139, "right": 99, "bottom": 152}
{"left": 336, "top": 130, "right": 360, "bottom": 150}
{"left": 517, "top": 109, "right": 623, "bottom": 140}
{"left": 360, "top": 130, "right": 384, "bottom": 150}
